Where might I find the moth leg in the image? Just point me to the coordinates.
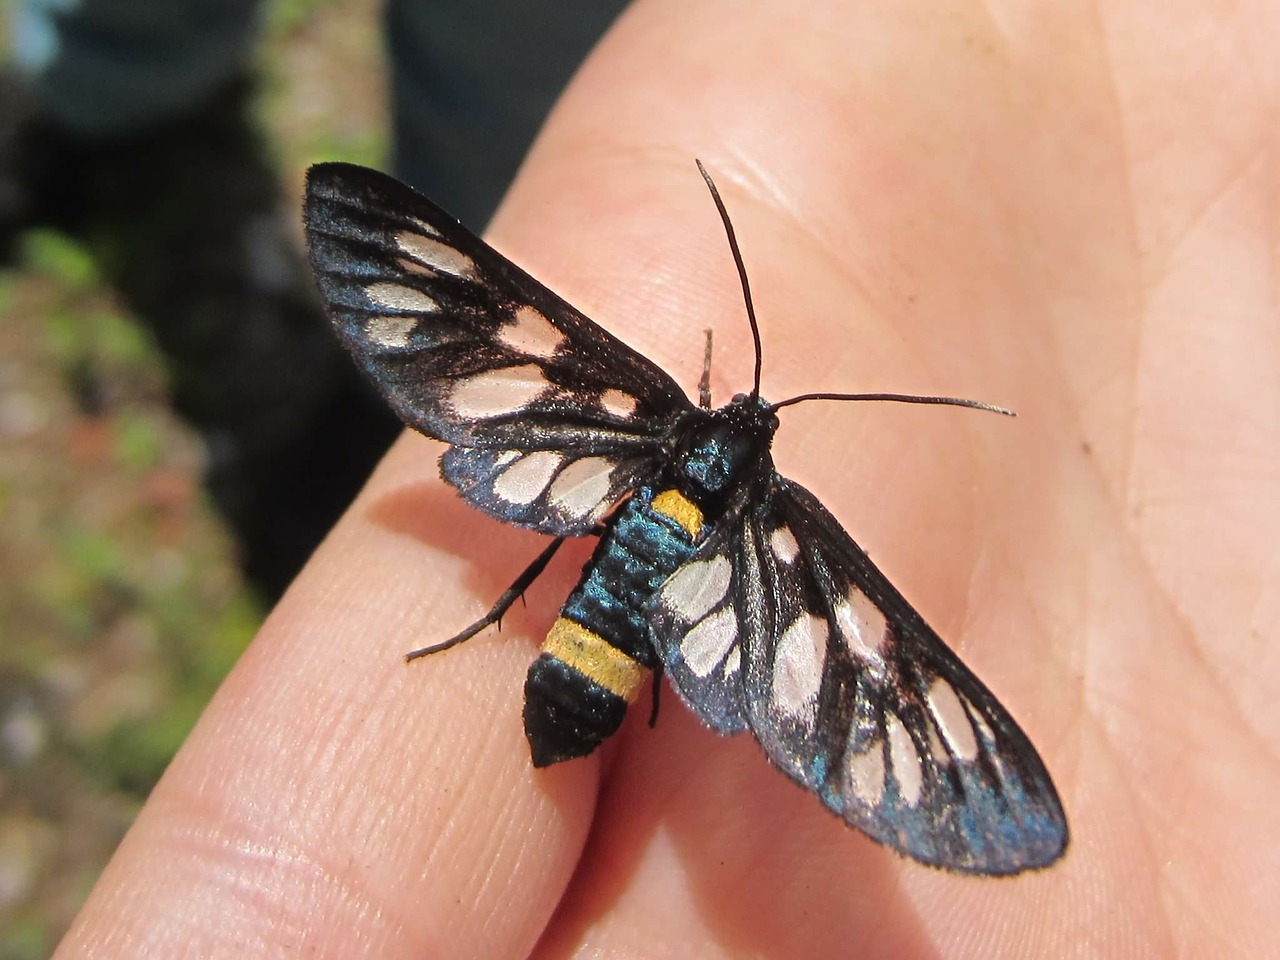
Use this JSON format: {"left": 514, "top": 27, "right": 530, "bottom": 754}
{"left": 698, "top": 328, "right": 714, "bottom": 409}
{"left": 648, "top": 661, "right": 663, "bottom": 727}
{"left": 405, "top": 536, "right": 567, "bottom": 661}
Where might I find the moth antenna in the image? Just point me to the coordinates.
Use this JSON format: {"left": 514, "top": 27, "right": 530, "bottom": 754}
{"left": 697, "top": 160, "right": 763, "bottom": 399}
{"left": 769, "top": 391, "right": 1014, "bottom": 417}
{"left": 698, "top": 328, "right": 714, "bottom": 409}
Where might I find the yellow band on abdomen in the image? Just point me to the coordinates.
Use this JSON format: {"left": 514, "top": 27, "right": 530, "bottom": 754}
{"left": 651, "top": 488, "right": 704, "bottom": 539}
{"left": 542, "top": 617, "right": 647, "bottom": 701}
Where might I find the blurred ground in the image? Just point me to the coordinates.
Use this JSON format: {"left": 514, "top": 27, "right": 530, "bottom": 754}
{"left": 0, "top": 2, "right": 385, "bottom": 954}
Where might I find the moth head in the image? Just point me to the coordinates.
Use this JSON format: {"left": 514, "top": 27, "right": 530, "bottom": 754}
{"left": 675, "top": 394, "right": 778, "bottom": 503}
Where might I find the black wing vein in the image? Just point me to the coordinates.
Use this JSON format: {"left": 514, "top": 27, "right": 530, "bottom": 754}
{"left": 303, "top": 162, "right": 696, "bottom": 534}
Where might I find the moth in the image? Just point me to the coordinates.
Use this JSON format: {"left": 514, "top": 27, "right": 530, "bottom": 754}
{"left": 303, "top": 161, "right": 1068, "bottom": 874}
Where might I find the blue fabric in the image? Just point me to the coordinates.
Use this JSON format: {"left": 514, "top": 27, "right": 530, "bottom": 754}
{"left": 8, "top": 0, "right": 629, "bottom": 219}
{"left": 11, "top": 0, "right": 80, "bottom": 73}
{"left": 10, "top": 0, "right": 260, "bottom": 136}
{"left": 385, "top": 0, "right": 628, "bottom": 225}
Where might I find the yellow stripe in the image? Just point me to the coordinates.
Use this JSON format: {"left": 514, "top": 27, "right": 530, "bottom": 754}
{"left": 542, "top": 618, "right": 647, "bottom": 701}
{"left": 651, "top": 488, "right": 703, "bottom": 539}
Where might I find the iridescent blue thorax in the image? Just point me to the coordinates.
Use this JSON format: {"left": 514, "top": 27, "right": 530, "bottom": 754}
{"left": 668, "top": 392, "right": 779, "bottom": 506}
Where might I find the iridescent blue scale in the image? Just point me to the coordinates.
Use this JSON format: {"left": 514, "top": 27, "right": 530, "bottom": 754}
{"left": 560, "top": 488, "right": 700, "bottom": 667}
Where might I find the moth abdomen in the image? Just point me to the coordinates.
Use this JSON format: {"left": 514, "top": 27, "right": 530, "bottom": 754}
{"left": 523, "top": 648, "right": 631, "bottom": 767}
{"left": 523, "top": 488, "right": 706, "bottom": 764}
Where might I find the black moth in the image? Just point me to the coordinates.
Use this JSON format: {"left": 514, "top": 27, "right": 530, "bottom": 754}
{"left": 303, "top": 161, "right": 1068, "bottom": 875}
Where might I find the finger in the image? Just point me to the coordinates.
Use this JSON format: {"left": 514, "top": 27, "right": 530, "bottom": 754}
{"left": 513, "top": 0, "right": 1095, "bottom": 954}
{"left": 55, "top": 431, "right": 604, "bottom": 957}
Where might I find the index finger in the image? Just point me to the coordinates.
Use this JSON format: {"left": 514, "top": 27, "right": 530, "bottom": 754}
{"left": 55, "top": 425, "right": 604, "bottom": 956}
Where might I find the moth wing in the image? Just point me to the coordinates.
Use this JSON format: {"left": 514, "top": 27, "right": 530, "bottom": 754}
{"left": 738, "top": 476, "right": 1068, "bottom": 873}
{"left": 651, "top": 473, "right": 1068, "bottom": 874}
{"left": 649, "top": 506, "right": 755, "bottom": 734}
{"left": 304, "top": 163, "right": 693, "bottom": 534}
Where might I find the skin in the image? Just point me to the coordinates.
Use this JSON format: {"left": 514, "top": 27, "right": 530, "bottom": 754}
{"left": 55, "top": 0, "right": 1278, "bottom": 956}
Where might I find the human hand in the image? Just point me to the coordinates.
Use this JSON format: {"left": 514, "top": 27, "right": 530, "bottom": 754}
{"left": 56, "top": 1, "right": 1276, "bottom": 956}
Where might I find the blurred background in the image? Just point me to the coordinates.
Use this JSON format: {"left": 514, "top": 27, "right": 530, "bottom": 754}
{"left": 0, "top": 1, "right": 622, "bottom": 953}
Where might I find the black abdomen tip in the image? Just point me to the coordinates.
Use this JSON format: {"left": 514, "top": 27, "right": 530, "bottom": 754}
{"left": 524, "top": 653, "right": 628, "bottom": 767}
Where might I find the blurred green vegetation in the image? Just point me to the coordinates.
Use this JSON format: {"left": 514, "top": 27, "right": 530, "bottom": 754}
{"left": 1, "top": 226, "right": 265, "bottom": 957}
{"left": 264, "top": 0, "right": 337, "bottom": 34}
{"left": 0, "top": 1, "right": 386, "bottom": 953}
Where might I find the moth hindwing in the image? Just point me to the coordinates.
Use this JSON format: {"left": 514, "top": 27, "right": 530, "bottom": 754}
{"left": 302, "top": 161, "right": 1068, "bottom": 875}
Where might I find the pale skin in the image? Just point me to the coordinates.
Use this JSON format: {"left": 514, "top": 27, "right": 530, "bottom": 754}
{"left": 55, "top": 0, "right": 1278, "bottom": 956}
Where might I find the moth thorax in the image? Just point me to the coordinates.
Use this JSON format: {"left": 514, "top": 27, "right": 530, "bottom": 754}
{"left": 677, "top": 397, "right": 778, "bottom": 504}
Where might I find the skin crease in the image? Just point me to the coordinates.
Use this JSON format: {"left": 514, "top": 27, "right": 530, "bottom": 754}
{"left": 54, "top": 0, "right": 1277, "bottom": 957}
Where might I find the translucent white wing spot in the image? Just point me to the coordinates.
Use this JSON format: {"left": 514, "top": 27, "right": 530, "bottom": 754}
{"left": 659, "top": 556, "right": 732, "bottom": 624}
{"left": 497, "top": 305, "right": 566, "bottom": 359}
{"left": 600, "top": 389, "right": 639, "bottom": 419}
{"left": 494, "top": 450, "right": 520, "bottom": 468}
{"left": 449, "top": 364, "right": 552, "bottom": 419}
{"left": 770, "top": 613, "right": 828, "bottom": 725}
{"left": 406, "top": 215, "right": 442, "bottom": 238}
{"left": 769, "top": 525, "right": 800, "bottom": 564}
{"left": 834, "top": 587, "right": 889, "bottom": 676}
{"left": 547, "top": 456, "right": 616, "bottom": 521}
{"left": 395, "top": 230, "right": 475, "bottom": 277}
{"left": 492, "top": 451, "right": 564, "bottom": 505}
{"left": 845, "top": 740, "right": 886, "bottom": 808}
{"left": 927, "top": 678, "right": 980, "bottom": 762}
{"left": 722, "top": 646, "right": 741, "bottom": 678}
{"left": 364, "top": 282, "right": 439, "bottom": 313}
{"left": 680, "top": 607, "right": 738, "bottom": 677}
{"left": 886, "top": 711, "right": 924, "bottom": 807}
{"left": 364, "top": 315, "right": 419, "bottom": 348}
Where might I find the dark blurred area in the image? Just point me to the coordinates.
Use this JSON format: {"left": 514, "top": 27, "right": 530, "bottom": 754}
{"left": 4, "top": 70, "right": 402, "bottom": 602}
{"left": 3, "top": 0, "right": 628, "bottom": 601}
{"left": 0, "top": 1, "right": 625, "bottom": 953}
